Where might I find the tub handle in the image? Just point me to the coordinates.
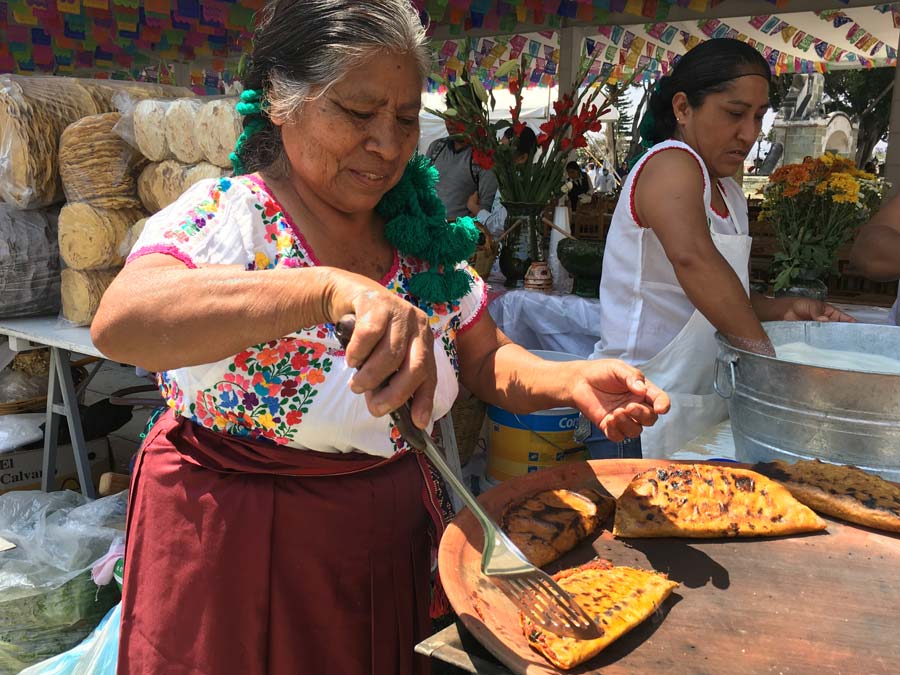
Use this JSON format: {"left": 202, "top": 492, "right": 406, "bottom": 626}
{"left": 714, "top": 355, "right": 738, "bottom": 400}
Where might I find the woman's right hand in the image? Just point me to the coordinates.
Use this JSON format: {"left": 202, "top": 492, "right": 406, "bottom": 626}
{"left": 325, "top": 270, "right": 437, "bottom": 429}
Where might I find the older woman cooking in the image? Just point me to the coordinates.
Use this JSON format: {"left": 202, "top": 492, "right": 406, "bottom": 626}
{"left": 91, "top": 1, "right": 668, "bottom": 674}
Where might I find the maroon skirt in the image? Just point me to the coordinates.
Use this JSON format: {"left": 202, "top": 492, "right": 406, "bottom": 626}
{"left": 118, "top": 411, "right": 450, "bottom": 675}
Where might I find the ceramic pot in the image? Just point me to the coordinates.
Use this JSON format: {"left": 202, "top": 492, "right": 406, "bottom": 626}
{"left": 523, "top": 260, "right": 553, "bottom": 292}
{"left": 556, "top": 238, "right": 604, "bottom": 298}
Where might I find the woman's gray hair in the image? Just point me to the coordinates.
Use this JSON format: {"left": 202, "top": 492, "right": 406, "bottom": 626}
{"left": 239, "top": 0, "right": 432, "bottom": 175}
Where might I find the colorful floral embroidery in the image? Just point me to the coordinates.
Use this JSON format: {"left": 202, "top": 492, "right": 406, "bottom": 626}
{"left": 137, "top": 175, "right": 485, "bottom": 453}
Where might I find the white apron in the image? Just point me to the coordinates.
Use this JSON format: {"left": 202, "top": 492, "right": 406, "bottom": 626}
{"left": 593, "top": 140, "right": 751, "bottom": 458}
{"left": 638, "top": 217, "right": 751, "bottom": 457}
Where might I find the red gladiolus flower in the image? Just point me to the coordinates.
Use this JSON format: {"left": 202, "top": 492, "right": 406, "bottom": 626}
{"left": 472, "top": 148, "right": 495, "bottom": 170}
{"left": 513, "top": 121, "right": 527, "bottom": 135}
{"left": 573, "top": 135, "right": 588, "bottom": 149}
{"left": 537, "top": 133, "right": 552, "bottom": 148}
{"left": 508, "top": 79, "right": 519, "bottom": 95}
{"left": 560, "top": 137, "right": 572, "bottom": 152}
{"left": 588, "top": 120, "right": 603, "bottom": 132}
{"left": 510, "top": 106, "right": 520, "bottom": 123}
{"left": 539, "top": 118, "right": 557, "bottom": 135}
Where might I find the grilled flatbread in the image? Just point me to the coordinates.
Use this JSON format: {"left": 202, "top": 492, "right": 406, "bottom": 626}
{"left": 501, "top": 488, "right": 615, "bottom": 567}
{"left": 521, "top": 560, "right": 678, "bottom": 670}
{"left": 754, "top": 459, "right": 900, "bottom": 534}
{"left": 613, "top": 464, "right": 827, "bottom": 538}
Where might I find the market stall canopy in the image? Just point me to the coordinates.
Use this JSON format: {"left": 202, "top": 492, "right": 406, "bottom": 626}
{"left": 426, "top": 3, "right": 899, "bottom": 91}
{"left": 0, "top": 1, "right": 896, "bottom": 85}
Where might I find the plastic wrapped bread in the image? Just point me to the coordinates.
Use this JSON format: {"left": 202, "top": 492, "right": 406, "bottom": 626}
{"left": 183, "top": 162, "right": 225, "bottom": 191}
{"left": 0, "top": 206, "right": 61, "bottom": 318}
{"left": 58, "top": 204, "right": 146, "bottom": 271}
{"left": 59, "top": 113, "right": 147, "bottom": 209}
{"left": 0, "top": 75, "right": 101, "bottom": 209}
{"left": 197, "top": 98, "right": 241, "bottom": 168}
{"left": 60, "top": 268, "right": 119, "bottom": 326}
{"left": 165, "top": 99, "right": 204, "bottom": 164}
{"left": 0, "top": 75, "right": 192, "bottom": 209}
{"left": 118, "top": 217, "right": 148, "bottom": 259}
{"left": 134, "top": 99, "right": 173, "bottom": 162}
{"left": 156, "top": 160, "right": 190, "bottom": 210}
{"left": 137, "top": 163, "right": 160, "bottom": 213}
{"left": 81, "top": 80, "right": 193, "bottom": 112}
{"left": 137, "top": 160, "right": 229, "bottom": 213}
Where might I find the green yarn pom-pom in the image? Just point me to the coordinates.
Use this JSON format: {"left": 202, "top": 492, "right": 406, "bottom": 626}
{"left": 409, "top": 268, "right": 473, "bottom": 305}
{"left": 384, "top": 213, "right": 433, "bottom": 260}
{"left": 426, "top": 217, "right": 479, "bottom": 267}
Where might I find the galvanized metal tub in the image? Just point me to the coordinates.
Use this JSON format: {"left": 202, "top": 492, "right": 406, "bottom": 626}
{"left": 714, "top": 321, "right": 900, "bottom": 481}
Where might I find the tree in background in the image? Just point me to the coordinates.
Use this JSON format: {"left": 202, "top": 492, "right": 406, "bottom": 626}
{"left": 610, "top": 83, "right": 634, "bottom": 167}
{"left": 823, "top": 67, "right": 893, "bottom": 168}
{"left": 623, "top": 80, "right": 652, "bottom": 168}
{"left": 769, "top": 68, "right": 894, "bottom": 168}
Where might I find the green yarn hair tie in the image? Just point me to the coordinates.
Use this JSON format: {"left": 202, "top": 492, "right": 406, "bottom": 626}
{"left": 231, "top": 88, "right": 267, "bottom": 175}
{"left": 378, "top": 154, "right": 480, "bottom": 305}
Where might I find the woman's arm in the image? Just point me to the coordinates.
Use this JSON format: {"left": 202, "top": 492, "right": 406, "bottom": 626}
{"left": 750, "top": 292, "right": 855, "bottom": 323}
{"left": 92, "top": 253, "right": 439, "bottom": 428}
{"left": 634, "top": 149, "right": 772, "bottom": 352}
{"left": 457, "top": 316, "right": 669, "bottom": 442}
{"left": 849, "top": 192, "right": 900, "bottom": 281}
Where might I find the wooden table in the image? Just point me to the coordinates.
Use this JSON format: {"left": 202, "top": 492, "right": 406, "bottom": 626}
{"left": 436, "top": 459, "right": 900, "bottom": 674}
{"left": 0, "top": 317, "right": 109, "bottom": 498}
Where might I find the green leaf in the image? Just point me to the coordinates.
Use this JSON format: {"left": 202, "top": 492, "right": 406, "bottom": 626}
{"left": 470, "top": 77, "right": 489, "bottom": 103}
{"left": 494, "top": 59, "right": 521, "bottom": 79}
{"left": 444, "top": 108, "right": 458, "bottom": 117}
{"left": 429, "top": 72, "right": 446, "bottom": 85}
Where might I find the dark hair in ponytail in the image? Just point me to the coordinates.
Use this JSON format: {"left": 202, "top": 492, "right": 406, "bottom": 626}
{"left": 236, "top": 0, "right": 430, "bottom": 176}
{"left": 639, "top": 38, "right": 771, "bottom": 148}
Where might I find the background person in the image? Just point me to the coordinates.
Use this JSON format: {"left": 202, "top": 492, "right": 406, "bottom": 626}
{"left": 426, "top": 85, "right": 499, "bottom": 220}
{"left": 850, "top": 191, "right": 900, "bottom": 326}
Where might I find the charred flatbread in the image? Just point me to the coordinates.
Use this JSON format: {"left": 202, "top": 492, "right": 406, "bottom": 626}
{"left": 501, "top": 488, "right": 615, "bottom": 567}
{"left": 754, "top": 459, "right": 900, "bottom": 534}
{"left": 521, "top": 559, "right": 678, "bottom": 670}
{"left": 613, "top": 464, "right": 826, "bottom": 538}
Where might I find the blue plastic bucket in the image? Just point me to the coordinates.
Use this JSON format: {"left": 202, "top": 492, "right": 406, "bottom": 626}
{"left": 486, "top": 350, "right": 587, "bottom": 482}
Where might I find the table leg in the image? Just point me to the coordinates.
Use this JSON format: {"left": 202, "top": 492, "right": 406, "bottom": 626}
{"left": 40, "top": 348, "right": 97, "bottom": 499}
{"left": 40, "top": 351, "right": 61, "bottom": 493}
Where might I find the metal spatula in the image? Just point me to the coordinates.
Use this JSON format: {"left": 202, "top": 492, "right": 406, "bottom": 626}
{"left": 335, "top": 315, "right": 602, "bottom": 640}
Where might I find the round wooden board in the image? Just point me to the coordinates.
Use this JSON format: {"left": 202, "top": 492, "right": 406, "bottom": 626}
{"left": 438, "top": 459, "right": 900, "bottom": 674}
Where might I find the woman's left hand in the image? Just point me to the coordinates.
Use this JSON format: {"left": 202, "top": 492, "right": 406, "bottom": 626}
{"left": 570, "top": 360, "right": 670, "bottom": 443}
{"left": 781, "top": 299, "right": 856, "bottom": 323}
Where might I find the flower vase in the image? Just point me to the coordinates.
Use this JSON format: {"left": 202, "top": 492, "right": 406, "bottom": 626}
{"left": 498, "top": 202, "right": 542, "bottom": 288}
{"left": 774, "top": 269, "right": 828, "bottom": 302}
